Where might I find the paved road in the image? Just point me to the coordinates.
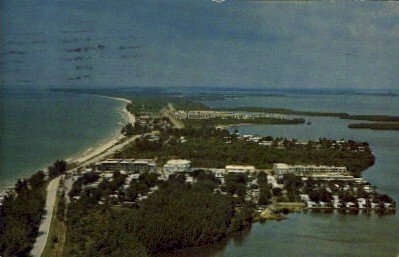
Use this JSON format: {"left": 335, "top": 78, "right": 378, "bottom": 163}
{"left": 31, "top": 176, "right": 61, "bottom": 257}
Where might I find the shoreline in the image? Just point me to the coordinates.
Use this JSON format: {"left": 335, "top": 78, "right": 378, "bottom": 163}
{"left": 68, "top": 96, "right": 135, "bottom": 165}
{"left": 0, "top": 95, "right": 135, "bottom": 193}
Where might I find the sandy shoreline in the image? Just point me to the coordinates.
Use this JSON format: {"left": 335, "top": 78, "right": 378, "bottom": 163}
{"left": 0, "top": 95, "right": 135, "bottom": 193}
{"left": 68, "top": 95, "right": 135, "bottom": 165}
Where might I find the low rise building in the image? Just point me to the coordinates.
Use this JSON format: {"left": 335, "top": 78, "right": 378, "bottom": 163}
{"left": 163, "top": 159, "right": 191, "bottom": 174}
{"left": 273, "top": 163, "right": 347, "bottom": 175}
{"left": 225, "top": 165, "right": 255, "bottom": 173}
{"left": 95, "top": 158, "right": 156, "bottom": 174}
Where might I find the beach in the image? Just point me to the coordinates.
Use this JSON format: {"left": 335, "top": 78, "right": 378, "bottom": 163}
{"left": 29, "top": 95, "right": 138, "bottom": 257}
{"left": 1, "top": 94, "right": 135, "bottom": 192}
{"left": 69, "top": 96, "right": 135, "bottom": 165}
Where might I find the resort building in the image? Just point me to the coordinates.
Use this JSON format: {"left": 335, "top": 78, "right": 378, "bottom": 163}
{"left": 225, "top": 165, "right": 256, "bottom": 173}
{"left": 273, "top": 163, "right": 347, "bottom": 175}
{"left": 95, "top": 159, "right": 156, "bottom": 174}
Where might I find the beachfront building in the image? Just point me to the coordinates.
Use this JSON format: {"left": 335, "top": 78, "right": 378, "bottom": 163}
{"left": 95, "top": 159, "right": 125, "bottom": 172}
{"left": 95, "top": 159, "right": 156, "bottom": 174}
{"left": 163, "top": 159, "right": 191, "bottom": 173}
{"left": 273, "top": 163, "right": 347, "bottom": 175}
{"left": 225, "top": 165, "right": 256, "bottom": 173}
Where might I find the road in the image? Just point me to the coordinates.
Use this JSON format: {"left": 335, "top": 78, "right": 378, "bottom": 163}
{"left": 30, "top": 176, "right": 61, "bottom": 257}
{"left": 162, "top": 103, "right": 185, "bottom": 129}
{"left": 30, "top": 134, "right": 140, "bottom": 257}
{"left": 31, "top": 133, "right": 148, "bottom": 257}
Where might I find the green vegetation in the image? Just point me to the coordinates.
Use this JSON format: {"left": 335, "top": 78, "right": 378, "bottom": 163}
{"left": 121, "top": 122, "right": 135, "bottom": 136}
{"left": 257, "top": 172, "right": 272, "bottom": 205}
{"left": 0, "top": 159, "right": 69, "bottom": 257}
{"left": 182, "top": 117, "right": 305, "bottom": 129}
{"left": 213, "top": 107, "right": 347, "bottom": 118}
{"left": 42, "top": 190, "right": 66, "bottom": 257}
{"left": 63, "top": 173, "right": 253, "bottom": 256}
{"left": 213, "top": 107, "right": 399, "bottom": 123}
{"left": 223, "top": 173, "right": 248, "bottom": 204}
{"left": 348, "top": 123, "right": 399, "bottom": 131}
{"left": 48, "top": 160, "right": 67, "bottom": 179}
{"left": 64, "top": 204, "right": 149, "bottom": 257}
{"left": 0, "top": 171, "right": 46, "bottom": 257}
{"left": 341, "top": 115, "right": 399, "bottom": 122}
{"left": 126, "top": 96, "right": 208, "bottom": 114}
{"left": 68, "top": 172, "right": 100, "bottom": 198}
{"left": 282, "top": 174, "right": 303, "bottom": 202}
{"left": 114, "top": 127, "right": 374, "bottom": 177}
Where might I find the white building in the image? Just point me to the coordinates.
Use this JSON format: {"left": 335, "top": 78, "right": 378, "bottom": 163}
{"left": 225, "top": 165, "right": 255, "bottom": 173}
{"left": 163, "top": 159, "right": 191, "bottom": 174}
{"left": 273, "top": 163, "right": 347, "bottom": 175}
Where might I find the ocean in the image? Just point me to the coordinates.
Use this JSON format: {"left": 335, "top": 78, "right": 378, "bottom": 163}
{"left": 1, "top": 88, "right": 126, "bottom": 189}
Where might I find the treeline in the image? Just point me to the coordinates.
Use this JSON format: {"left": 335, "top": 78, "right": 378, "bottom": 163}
{"left": 348, "top": 123, "right": 399, "bottom": 131}
{"left": 341, "top": 115, "right": 399, "bottom": 122}
{"left": 63, "top": 172, "right": 252, "bottom": 256}
{"left": 0, "top": 160, "right": 67, "bottom": 257}
{"left": 183, "top": 117, "right": 305, "bottom": 129}
{"left": 212, "top": 107, "right": 399, "bottom": 123}
{"left": 126, "top": 96, "right": 208, "bottom": 115}
{"left": 0, "top": 172, "right": 46, "bottom": 257}
{"left": 213, "top": 107, "right": 347, "bottom": 118}
{"left": 115, "top": 127, "right": 374, "bottom": 177}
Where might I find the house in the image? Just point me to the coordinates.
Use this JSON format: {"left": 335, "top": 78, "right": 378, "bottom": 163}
{"left": 346, "top": 202, "right": 356, "bottom": 208}
{"left": 307, "top": 201, "right": 316, "bottom": 208}
{"left": 259, "top": 141, "right": 273, "bottom": 147}
{"left": 357, "top": 198, "right": 367, "bottom": 209}
{"left": 300, "top": 194, "right": 310, "bottom": 201}
{"left": 384, "top": 203, "right": 392, "bottom": 208}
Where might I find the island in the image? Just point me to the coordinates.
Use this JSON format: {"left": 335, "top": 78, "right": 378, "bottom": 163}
{"left": 348, "top": 123, "right": 399, "bottom": 131}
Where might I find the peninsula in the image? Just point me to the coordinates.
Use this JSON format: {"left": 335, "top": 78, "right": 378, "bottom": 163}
{"left": 0, "top": 92, "right": 396, "bottom": 257}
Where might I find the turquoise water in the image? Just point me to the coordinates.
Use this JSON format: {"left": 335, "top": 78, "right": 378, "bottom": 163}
{"left": 161, "top": 95, "right": 399, "bottom": 257}
{"left": 1, "top": 89, "right": 125, "bottom": 188}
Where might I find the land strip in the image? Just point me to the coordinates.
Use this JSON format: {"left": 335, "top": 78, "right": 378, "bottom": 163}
{"left": 348, "top": 123, "right": 399, "bottom": 131}
{"left": 213, "top": 107, "right": 399, "bottom": 122}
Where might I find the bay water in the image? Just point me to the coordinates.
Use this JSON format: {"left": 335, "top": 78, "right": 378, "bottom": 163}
{"left": 160, "top": 95, "right": 399, "bottom": 257}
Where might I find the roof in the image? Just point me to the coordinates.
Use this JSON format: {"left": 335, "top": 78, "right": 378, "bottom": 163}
{"left": 225, "top": 165, "right": 255, "bottom": 170}
{"left": 165, "top": 159, "right": 191, "bottom": 165}
{"left": 133, "top": 159, "right": 155, "bottom": 164}
{"left": 273, "top": 163, "right": 290, "bottom": 169}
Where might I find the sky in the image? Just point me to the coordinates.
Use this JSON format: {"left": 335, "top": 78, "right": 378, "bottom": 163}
{"left": 2, "top": 0, "right": 399, "bottom": 90}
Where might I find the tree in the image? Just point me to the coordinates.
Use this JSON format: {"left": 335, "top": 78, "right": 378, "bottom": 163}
{"left": 29, "top": 171, "right": 45, "bottom": 189}
{"left": 48, "top": 160, "right": 67, "bottom": 178}
{"left": 121, "top": 123, "right": 135, "bottom": 136}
